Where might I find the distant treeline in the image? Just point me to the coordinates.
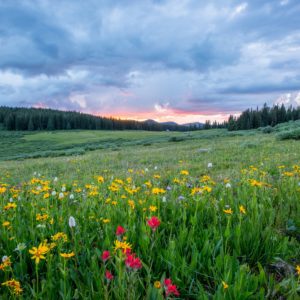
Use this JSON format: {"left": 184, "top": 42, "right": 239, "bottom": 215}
{"left": 227, "top": 103, "right": 300, "bottom": 131}
{"left": 0, "top": 106, "right": 204, "bottom": 132}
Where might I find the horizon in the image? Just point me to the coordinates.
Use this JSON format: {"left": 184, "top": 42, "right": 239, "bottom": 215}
{"left": 1, "top": 1, "right": 300, "bottom": 122}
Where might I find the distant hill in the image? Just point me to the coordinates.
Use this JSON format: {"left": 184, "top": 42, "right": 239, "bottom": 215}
{"left": 0, "top": 107, "right": 198, "bottom": 132}
{"left": 182, "top": 122, "right": 204, "bottom": 129}
{"left": 143, "top": 119, "right": 204, "bottom": 128}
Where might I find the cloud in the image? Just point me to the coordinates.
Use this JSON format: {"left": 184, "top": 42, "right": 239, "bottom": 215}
{"left": 0, "top": 0, "right": 300, "bottom": 122}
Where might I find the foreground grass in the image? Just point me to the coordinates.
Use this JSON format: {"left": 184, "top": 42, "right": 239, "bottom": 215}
{"left": 0, "top": 131, "right": 299, "bottom": 299}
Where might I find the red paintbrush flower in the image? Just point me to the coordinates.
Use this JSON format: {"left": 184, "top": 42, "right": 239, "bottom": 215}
{"left": 125, "top": 253, "right": 142, "bottom": 270}
{"left": 164, "top": 278, "right": 172, "bottom": 286}
{"left": 166, "top": 284, "right": 180, "bottom": 297}
{"left": 116, "top": 225, "right": 126, "bottom": 236}
{"left": 164, "top": 278, "right": 180, "bottom": 297}
{"left": 102, "top": 250, "right": 110, "bottom": 262}
{"left": 105, "top": 270, "right": 114, "bottom": 281}
{"left": 147, "top": 216, "right": 161, "bottom": 232}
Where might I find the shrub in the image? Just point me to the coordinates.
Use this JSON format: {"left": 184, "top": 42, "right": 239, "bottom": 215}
{"left": 262, "top": 126, "right": 274, "bottom": 134}
{"left": 276, "top": 128, "right": 300, "bottom": 140}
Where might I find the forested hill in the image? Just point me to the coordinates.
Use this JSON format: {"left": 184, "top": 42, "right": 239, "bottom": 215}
{"left": 0, "top": 106, "right": 190, "bottom": 131}
{"left": 227, "top": 103, "right": 300, "bottom": 131}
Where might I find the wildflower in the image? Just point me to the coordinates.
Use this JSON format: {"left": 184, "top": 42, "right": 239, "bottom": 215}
{"left": 154, "top": 281, "right": 161, "bottom": 289}
{"left": 125, "top": 253, "right": 142, "bottom": 270}
{"left": 239, "top": 205, "right": 246, "bottom": 214}
{"left": 147, "top": 216, "right": 161, "bottom": 232}
{"left": 164, "top": 278, "right": 172, "bottom": 286}
{"left": 222, "top": 281, "right": 229, "bottom": 290}
{"left": 0, "top": 256, "right": 12, "bottom": 271}
{"left": 225, "top": 183, "right": 231, "bottom": 188}
{"left": 69, "top": 194, "right": 74, "bottom": 200}
{"left": 14, "top": 243, "right": 26, "bottom": 252}
{"left": 102, "top": 218, "right": 110, "bottom": 224}
{"left": 102, "top": 250, "right": 111, "bottom": 262}
{"left": 296, "top": 265, "right": 300, "bottom": 275}
{"left": 36, "top": 213, "right": 49, "bottom": 221}
{"left": 116, "top": 225, "right": 126, "bottom": 236}
{"left": 223, "top": 208, "right": 233, "bottom": 215}
{"left": 60, "top": 252, "right": 75, "bottom": 258}
{"left": 105, "top": 270, "right": 114, "bottom": 281}
{"left": 180, "top": 170, "right": 189, "bottom": 176}
{"left": 164, "top": 279, "right": 180, "bottom": 297}
{"left": 29, "top": 242, "right": 50, "bottom": 264}
{"left": 152, "top": 188, "right": 166, "bottom": 195}
{"left": 69, "top": 216, "right": 76, "bottom": 228}
{"left": 51, "top": 191, "right": 57, "bottom": 196}
{"left": 149, "top": 205, "right": 157, "bottom": 212}
{"left": 2, "top": 279, "right": 23, "bottom": 295}
{"left": 207, "top": 162, "right": 213, "bottom": 168}
{"left": 97, "top": 176, "right": 104, "bottom": 183}
{"left": 4, "top": 203, "right": 17, "bottom": 210}
{"left": 114, "top": 240, "right": 132, "bottom": 253}
{"left": 2, "top": 221, "right": 10, "bottom": 227}
{"left": 52, "top": 232, "right": 68, "bottom": 242}
{"left": 59, "top": 192, "right": 64, "bottom": 199}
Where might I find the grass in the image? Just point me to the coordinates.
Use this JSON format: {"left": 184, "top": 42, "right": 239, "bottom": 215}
{"left": 0, "top": 129, "right": 299, "bottom": 299}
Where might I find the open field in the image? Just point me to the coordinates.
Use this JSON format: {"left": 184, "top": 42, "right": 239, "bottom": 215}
{"left": 0, "top": 129, "right": 299, "bottom": 299}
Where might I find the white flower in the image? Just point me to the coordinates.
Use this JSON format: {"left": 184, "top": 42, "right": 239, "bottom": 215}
{"left": 145, "top": 168, "right": 149, "bottom": 172}
{"left": 59, "top": 192, "right": 64, "bottom": 199}
{"left": 54, "top": 177, "right": 58, "bottom": 182}
{"left": 36, "top": 224, "right": 46, "bottom": 229}
{"left": 9, "top": 198, "right": 13, "bottom": 202}
{"left": 61, "top": 186, "right": 66, "bottom": 192}
{"left": 69, "top": 216, "right": 76, "bottom": 228}
{"left": 154, "top": 166, "right": 158, "bottom": 170}
{"left": 2, "top": 256, "right": 8, "bottom": 262}
{"left": 207, "top": 162, "right": 213, "bottom": 168}
{"left": 37, "top": 185, "right": 42, "bottom": 190}
{"left": 38, "top": 173, "right": 41, "bottom": 177}
{"left": 162, "top": 196, "right": 167, "bottom": 202}
{"left": 14, "top": 243, "right": 26, "bottom": 252}
{"left": 69, "top": 194, "right": 74, "bottom": 200}
{"left": 33, "top": 172, "right": 37, "bottom": 176}
{"left": 225, "top": 183, "right": 231, "bottom": 188}
{"left": 51, "top": 191, "right": 57, "bottom": 196}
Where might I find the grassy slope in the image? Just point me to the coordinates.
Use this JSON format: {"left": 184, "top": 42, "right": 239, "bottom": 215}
{"left": 0, "top": 130, "right": 299, "bottom": 299}
{"left": 1, "top": 129, "right": 299, "bottom": 184}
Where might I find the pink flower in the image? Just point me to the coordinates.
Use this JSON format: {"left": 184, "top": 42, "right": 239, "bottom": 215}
{"left": 164, "top": 278, "right": 180, "bottom": 297}
{"left": 164, "top": 278, "right": 172, "bottom": 286}
{"left": 125, "top": 253, "right": 142, "bottom": 270}
{"left": 166, "top": 284, "right": 180, "bottom": 297}
{"left": 116, "top": 225, "right": 126, "bottom": 236}
{"left": 105, "top": 270, "right": 114, "bottom": 281}
{"left": 147, "top": 216, "right": 161, "bottom": 232}
{"left": 102, "top": 250, "right": 110, "bottom": 262}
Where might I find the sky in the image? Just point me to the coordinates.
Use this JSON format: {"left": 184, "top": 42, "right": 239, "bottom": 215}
{"left": 0, "top": 0, "right": 300, "bottom": 124}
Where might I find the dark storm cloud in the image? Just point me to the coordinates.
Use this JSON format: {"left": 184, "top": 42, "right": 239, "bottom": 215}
{"left": 0, "top": 0, "right": 299, "bottom": 119}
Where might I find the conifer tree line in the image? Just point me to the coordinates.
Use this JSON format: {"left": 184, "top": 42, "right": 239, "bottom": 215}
{"left": 227, "top": 103, "right": 300, "bottom": 131}
{"left": 0, "top": 106, "right": 193, "bottom": 131}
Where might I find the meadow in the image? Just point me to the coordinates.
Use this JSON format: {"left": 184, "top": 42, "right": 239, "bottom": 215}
{"left": 0, "top": 128, "right": 299, "bottom": 299}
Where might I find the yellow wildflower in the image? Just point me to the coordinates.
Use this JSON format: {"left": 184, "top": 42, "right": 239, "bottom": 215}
{"left": 60, "top": 252, "right": 75, "bottom": 258}
{"left": 223, "top": 208, "right": 233, "bottom": 215}
{"left": 239, "top": 205, "right": 246, "bottom": 214}
{"left": 222, "top": 281, "right": 229, "bottom": 290}
{"left": 149, "top": 205, "right": 157, "bottom": 212}
{"left": 29, "top": 242, "right": 50, "bottom": 264}
{"left": 2, "top": 279, "right": 23, "bottom": 295}
{"left": 114, "top": 240, "right": 132, "bottom": 252}
{"left": 180, "top": 170, "right": 189, "bottom": 176}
